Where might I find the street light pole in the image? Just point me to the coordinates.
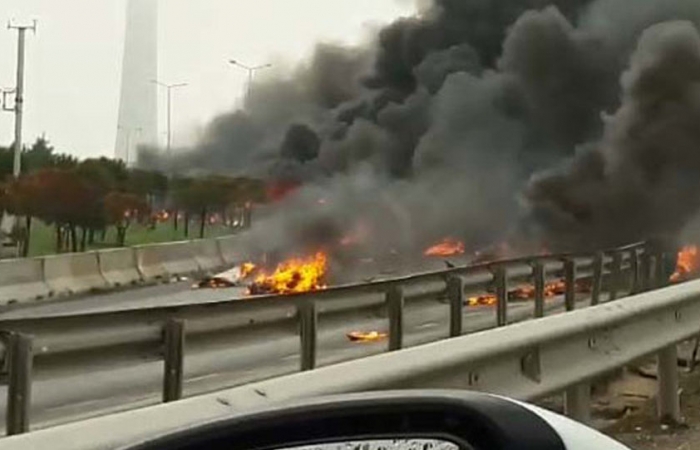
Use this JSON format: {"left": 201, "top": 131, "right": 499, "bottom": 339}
{"left": 7, "top": 20, "right": 37, "bottom": 178}
{"left": 228, "top": 59, "right": 271, "bottom": 104}
{"left": 152, "top": 80, "right": 187, "bottom": 157}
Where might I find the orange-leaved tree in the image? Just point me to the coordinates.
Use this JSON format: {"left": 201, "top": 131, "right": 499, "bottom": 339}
{"left": 104, "top": 192, "right": 150, "bottom": 246}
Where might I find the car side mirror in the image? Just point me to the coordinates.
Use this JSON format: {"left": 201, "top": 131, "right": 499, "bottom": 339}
{"left": 121, "top": 390, "right": 630, "bottom": 450}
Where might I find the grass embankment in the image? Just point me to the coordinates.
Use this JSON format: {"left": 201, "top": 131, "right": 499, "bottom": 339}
{"left": 26, "top": 220, "right": 235, "bottom": 257}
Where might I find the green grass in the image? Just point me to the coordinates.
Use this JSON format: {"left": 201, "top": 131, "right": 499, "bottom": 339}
{"left": 27, "top": 220, "right": 235, "bottom": 257}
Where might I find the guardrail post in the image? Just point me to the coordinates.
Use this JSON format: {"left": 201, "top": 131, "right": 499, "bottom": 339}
{"left": 640, "top": 251, "right": 652, "bottom": 292}
{"left": 591, "top": 252, "right": 603, "bottom": 306}
{"left": 6, "top": 333, "right": 33, "bottom": 436}
{"left": 447, "top": 276, "right": 463, "bottom": 337}
{"left": 565, "top": 383, "right": 591, "bottom": 424}
{"left": 532, "top": 262, "right": 545, "bottom": 318}
{"left": 494, "top": 266, "right": 508, "bottom": 327}
{"left": 298, "top": 301, "right": 317, "bottom": 371}
{"left": 609, "top": 252, "right": 622, "bottom": 301}
{"left": 564, "top": 259, "right": 576, "bottom": 312}
{"left": 657, "top": 345, "right": 681, "bottom": 424}
{"left": 387, "top": 286, "right": 404, "bottom": 351}
{"left": 629, "top": 249, "right": 640, "bottom": 294}
{"left": 163, "top": 319, "right": 185, "bottom": 403}
{"left": 655, "top": 252, "right": 669, "bottom": 289}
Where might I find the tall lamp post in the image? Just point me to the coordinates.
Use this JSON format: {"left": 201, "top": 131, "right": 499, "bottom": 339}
{"left": 152, "top": 80, "right": 187, "bottom": 156}
{"left": 228, "top": 59, "right": 271, "bottom": 104}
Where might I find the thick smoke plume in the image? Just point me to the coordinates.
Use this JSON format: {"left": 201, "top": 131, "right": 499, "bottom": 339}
{"left": 526, "top": 19, "right": 700, "bottom": 250}
{"left": 140, "top": 0, "right": 700, "bottom": 270}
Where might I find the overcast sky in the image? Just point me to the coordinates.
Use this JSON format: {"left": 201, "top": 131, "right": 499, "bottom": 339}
{"left": 0, "top": 0, "right": 415, "bottom": 159}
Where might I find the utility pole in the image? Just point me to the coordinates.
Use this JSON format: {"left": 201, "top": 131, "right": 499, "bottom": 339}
{"left": 6, "top": 20, "right": 37, "bottom": 178}
{"left": 1, "top": 21, "right": 36, "bottom": 257}
{"left": 152, "top": 80, "right": 187, "bottom": 157}
{"left": 228, "top": 59, "right": 271, "bottom": 104}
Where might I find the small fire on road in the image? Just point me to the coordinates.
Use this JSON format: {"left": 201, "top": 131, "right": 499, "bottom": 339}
{"left": 346, "top": 330, "right": 388, "bottom": 343}
{"left": 467, "top": 279, "right": 581, "bottom": 307}
{"left": 671, "top": 245, "right": 700, "bottom": 283}
{"left": 424, "top": 238, "right": 465, "bottom": 257}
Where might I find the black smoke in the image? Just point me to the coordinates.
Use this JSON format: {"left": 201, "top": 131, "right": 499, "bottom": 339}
{"left": 140, "top": 0, "right": 700, "bottom": 265}
{"left": 525, "top": 19, "right": 700, "bottom": 250}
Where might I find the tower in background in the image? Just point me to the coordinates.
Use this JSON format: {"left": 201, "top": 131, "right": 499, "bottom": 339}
{"left": 115, "top": 0, "right": 158, "bottom": 165}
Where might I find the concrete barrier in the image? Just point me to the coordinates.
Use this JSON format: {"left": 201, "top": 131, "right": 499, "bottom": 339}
{"left": 98, "top": 248, "right": 142, "bottom": 287}
{"left": 135, "top": 241, "right": 200, "bottom": 281}
{"left": 192, "top": 239, "right": 225, "bottom": 273}
{"left": 43, "top": 252, "right": 109, "bottom": 296}
{"left": 217, "top": 234, "right": 245, "bottom": 265}
{"left": 0, "top": 257, "right": 51, "bottom": 305}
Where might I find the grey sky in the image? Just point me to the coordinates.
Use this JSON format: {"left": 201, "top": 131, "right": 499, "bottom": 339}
{"left": 0, "top": 0, "right": 415, "bottom": 159}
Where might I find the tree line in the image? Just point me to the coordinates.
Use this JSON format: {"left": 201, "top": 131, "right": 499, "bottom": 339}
{"left": 0, "top": 138, "right": 266, "bottom": 255}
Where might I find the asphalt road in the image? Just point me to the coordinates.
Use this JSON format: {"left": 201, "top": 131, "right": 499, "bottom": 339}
{"left": 0, "top": 293, "right": 600, "bottom": 433}
{"left": 0, "top": 279, "right": 249, "bottom": 320}
{"left": 0, "top": 255, "right": 610, "bottom": 433}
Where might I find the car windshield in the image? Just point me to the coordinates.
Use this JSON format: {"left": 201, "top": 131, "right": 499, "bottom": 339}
{"left": 0, "top": 1, "right": 699, "bottom": 449}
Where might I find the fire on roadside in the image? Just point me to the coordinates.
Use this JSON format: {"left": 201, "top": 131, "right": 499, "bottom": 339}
{"left": 247, "top": 252, "right": 328, "bottom": 295}
{"left": 152, "top": 210, "right": 170, "bottom": 223}
{"left": 670, "top": 245, "right": 700, "bottom": 283}
{"left": 425, "top": 238, "right": 465, "bottom": 257}
{"left": 346, "top": 330, "right": 388, "bottom": 343}
{"left": 466, "top": 279, "right": 580, "bottom": 307}
{"left": 240, "top": 262, "right": 257, "bottom": 278}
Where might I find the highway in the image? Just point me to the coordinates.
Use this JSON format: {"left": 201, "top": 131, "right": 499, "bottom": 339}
{"left": 0, "top": 252, "right": 479, "bottom": 320}
{"left": 0, "top": 291, "right": 600, "bottom": 433}
{"left": 0, "top": 252, "right": 614, "bottom": 433}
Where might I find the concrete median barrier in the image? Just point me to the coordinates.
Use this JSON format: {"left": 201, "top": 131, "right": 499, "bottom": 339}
{"left": 98, "top": 248, "right": 142, "bottom": 287}
{"left": 136, "top": 241, "right": 200, "bottom": 281}
{"left": 192, "top": 239, "right": 226, "bottom": 273}
{"left": 0, "top": 257, "right": 51, "bottom": 305}
{"left": 217, "top": 234, "right": 245, "bottom": 265}
{"left": 43, "top": 252, "right": 109, "bottom": 296}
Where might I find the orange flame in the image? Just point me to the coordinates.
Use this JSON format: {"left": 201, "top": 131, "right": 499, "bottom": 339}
{"left": 240, "top": 262, "right": 257, "bottom": 278}
{"left": 347, "top": 330, "right": 388, "bottom": 342}
{"left": 247, "top": 252, "right": 328, "bottom": 295}
{"left": 467, "top": 294, "right": 497, "bottom": 306}
{"left": 671, "top": 245, "right": 700, "bottom": 283}
{"left": 425, "top": 238, "right": 465, "bottom": 257}
{"left": 466, "top": 279, "right": 580, "bottom": 307}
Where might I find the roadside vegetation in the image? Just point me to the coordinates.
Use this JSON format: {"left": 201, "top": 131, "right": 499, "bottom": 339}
{"left": 0, "top": 138, "right": 266, "bottom": 257}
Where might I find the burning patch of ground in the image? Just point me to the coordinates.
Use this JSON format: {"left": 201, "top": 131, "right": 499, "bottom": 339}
{"left": 346, "top": 330, "right": 388, "bottom": 343}
{"left": 467, "top": 279, "right": 589, "bottom": 307}
{"left": 671, "top": 245, "right": 700, "bottom": 283}
{"left": 424, "top": 238, "right": 465, "bottom": 257}
{"left": 247, "top": 251, "right": 328, "bottom": 295}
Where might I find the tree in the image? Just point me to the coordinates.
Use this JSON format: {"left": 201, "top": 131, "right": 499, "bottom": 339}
{"left": 16, "top": 169, "right": 99, "bottom": 253}
{"left": 169, "top": 176, "right": 193, "bottom": 233}
{"left": 104, "top": 192, "right": 150, "bottom": 246}
{"left": 173, "top": 177, "right": 233, "bottom": 239}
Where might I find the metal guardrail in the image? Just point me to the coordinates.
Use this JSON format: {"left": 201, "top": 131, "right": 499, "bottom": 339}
{"left": 0, "top": 241, "right": 658, "bottom": 435}
{"left": 0, "top": 252, "right": 691, "bottom": 450}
